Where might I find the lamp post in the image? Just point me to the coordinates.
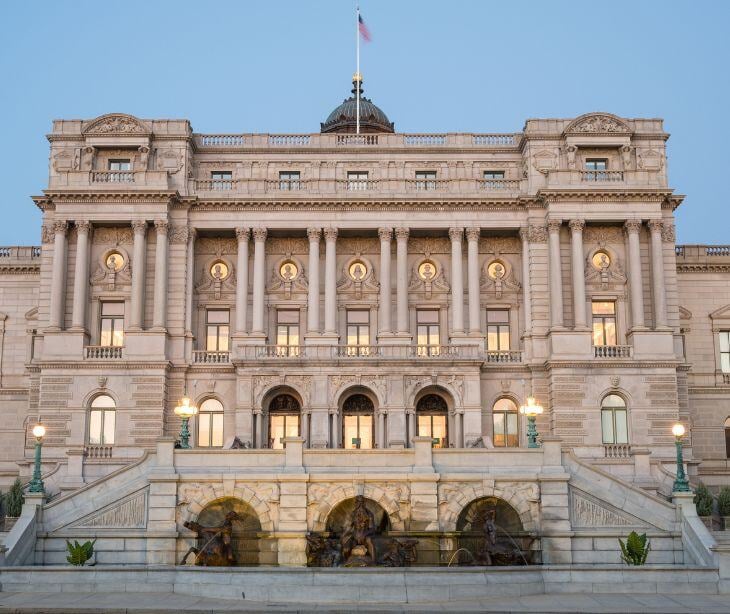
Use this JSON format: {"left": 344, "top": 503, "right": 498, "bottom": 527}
{"left": 672, "top": 423, "right": 690, "bottom": 493}
{"left": 28, "top": 422, "right": 46, "bottom": 494}
{"left": 174, "top": 394, "right": 198, "bottom": 449}
{"left": 519, "top": 396, "right": 544, "bottom": 449}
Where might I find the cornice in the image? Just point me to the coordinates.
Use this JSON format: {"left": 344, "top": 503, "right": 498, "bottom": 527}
{"left": 39, "top": 191, "right": 180, "bottom": 204}
{"left": 537, "top": 188, "right": 673, "bottom": 204}
{"left": 0, "top": 265, "right": 40, "bottom": 274}
{"left": 688, "top": 387, "right": 730, "bottom": 395}
{"left": 544, "top": 360, "right": 680, "bottom": 369}
{"left": 676, "top": 264, "right": 730, "bottom": 274}
{"left": 33, "top": 361, "right": 171, "bottom": 370}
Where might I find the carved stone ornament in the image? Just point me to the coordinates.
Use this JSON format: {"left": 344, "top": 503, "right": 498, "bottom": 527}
{"left": 638, "top": 148, "right": 664, "bottom": 170}
{"left": 64, "top": 489, "right": 148, "bottom": 529}
{"left": 196, "top": 257, "right": 236, "bottom": 300}
{"left": 564, "top": 113, "right": 631, "bottom": 135}
{"left": 53, "top": 149, "right": 75, "bottom": 172}
{"left": 527, "top": 224, "right": 548, "bottom": 243}
{"left": 269, "top": 256, "right": 307, "bottom": 299}
{"left": 92, "top": 227, "right": 133, "bottom": 246}
{"left": 41, "top": 224, "right": 54, "bottom": 244}
{"left": 584, "top": 226, "right": 623, "bottom": 247}
{"left": 156, "top": 149, "right": 183, "bottom": 174}
{"left": 481, "top": 258, "right": 520, "bottom": 298}
{"left": 196, "top": 237, "right": 236, "bottom": 256}
{"left": 570, "top": 488, "right": 650, "bottom": 528}
{"left": 409, "top": 257, "right": 449, "bottom": 299}
{"left": 408, "top": 236, "right": 449, "bottom": 255}
{"left": 623, "top": 220, "right": 643, "bottom": 235}
{"left": 479, "top": 236, "right": 521, "bottom": 255}
{"left": 83, "top": 113, "right": 149, "bottom": 135}
{"left": 533, "top": 149, "right": 558, "bottom": 174}
{"left": 91, "top": 247, "right": 132, "bottom": 291}
{"left": 661, "top": 222, "right": 676, "bottom": 243}
{"left": 328, "top": 374, "right": 386, "bottom": 405}
{"left": 266, "top": 237, "right": 308, "bottom": 255}
{"left": 168, "top": 225, "right": 189, "bottom": 245}
{"left": 337, "top": 256, "right": 378, "bottom": 300}
{"left": 585, "top": 248, "right": 626, "bottom": 291}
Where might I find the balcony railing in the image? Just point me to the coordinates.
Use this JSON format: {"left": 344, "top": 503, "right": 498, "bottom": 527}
{"left": 604, "top": 443, "right": 631, "bottom": 459}
{"left": 236, "top": 344, "right": 486, "bottom": 361}
{"left": 411, "top": 345, "right": 461, "bottom": 358}
{"left": 485, "top": 350, "right": 523, "bottom": 364}
{"left": 581, "top": 171, "right": 624, "bottom": 182}
{"left": 257, "top": 345, "right": 304, "bottom": 358}
{"left": 340, "top": 179, "right": 379, "bottom": 191}
{"left": 268, "top": 134, "right": 311, "bottom": 146}
{"left": 479, "top": 179, "right": 521, "bottom": 192}
{"left": 406, "top": 179, "right": 450, "bottom": 192}
{"left": 199, "top": 134, "right": 245, "bottom": 146}
{"left": 404, "top": 134, "right": 446, "bottom": 146}
{"left": 266, "top": 180, "right": 306, "bottom": 192}
{"left": 593, "top": 345, "right": 632, "bottom": 358}
{"left": 676, "top": 245, "right": 730, "bottom": 258}
{"left": 334, "top": 345, "right": 380, "bottom": 358}
{"left": 0, "top": 246, "right": 41, "bottom": 259}
{"left": 84, "top": 445, "right": 113, "bottom": 459}
{"left": 85, "top": 345, "right": 123, "bottom": 359}
{"left": 472, "top": 134, "right": 517, "bottom": 146}
{"left": 192, "top": 351, "right": 230, "bottom": 364}
{"left": 336, "top": 134, "right": 379, "bottom": 146}
{"left": 91, "top": 171, "right": 134, "bottom": 183}
{"left": 196, "top": 179, "right": 238, "bottom": 191}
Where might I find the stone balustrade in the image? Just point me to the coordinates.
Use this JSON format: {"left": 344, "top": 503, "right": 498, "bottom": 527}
{"left": 85, "top": 345, "right": 123, "bottom": 360}
{"left": 192, "top": 350, "right": 230, "bottom": 364}
{"left": 84, "top": 445, "right": 113, "bottom": 459}
{"left": 91, "top": 171, "right": 134, "bottom": 183}
{"left": 484, "top": 350, "right": 523, "bottom": 364}
{"left": 603, "top": 443, "right": 632, "bottom": 459}
{"left": 0, "top": 246, "right": 41, "bottom": 259}
{"left": 232, "top": 344, "right": 487, "bottom": 362}
{"left": 593, "top": 345, "right": 632, "bottom": 359}
{"left": 581, "top": 170, "right": 624, "bottom": 182}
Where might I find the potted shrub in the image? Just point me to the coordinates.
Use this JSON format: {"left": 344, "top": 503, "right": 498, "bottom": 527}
{"left": 717, "top": 487, "right": 730, "bottom": 530}
{"left": 694, "top": 482, "right": 716, "bottom": 530}
{"left": 2, "top": 478, "right": 24, "bottom": 531}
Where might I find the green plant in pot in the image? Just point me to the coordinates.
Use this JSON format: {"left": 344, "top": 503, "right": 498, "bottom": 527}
{"left": 66, "top": 539, "right": 96, "bottom": 566}
{"left": 2, "top": 478, "right": 24, "bottom": 531}
{"left": 717, "top": 487, "right": 730, "bottom": 530}
{"left": 619, "top": 531, "right": 651, "bottom": 565}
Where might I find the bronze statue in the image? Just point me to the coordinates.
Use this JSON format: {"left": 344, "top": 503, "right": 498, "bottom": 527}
{"left": 306, "top": 533, "right": 342, "bottom": 567}
{"left": 381, "top": 538, "right": 418, "bottom": 567}
{"left": 340, "top": 495, "right": 377, "bottom": 566}
{"left": 180, "top": 510, "right": 241, "bottom": 566}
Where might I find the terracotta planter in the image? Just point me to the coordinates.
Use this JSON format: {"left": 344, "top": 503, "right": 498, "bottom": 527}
{"left": 3, "top": 516, "right": 18, "bottom": 532}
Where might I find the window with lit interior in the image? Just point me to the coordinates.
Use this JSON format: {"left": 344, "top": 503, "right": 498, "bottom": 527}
{"left": 197, "top": 398, "right": 224, "bottom": 448}
{"left": 342, "top": 394, "right": 374, "bottom": 449}
{"left": 416, "top": 394, "right": 448, "bottom": 448}
{"left": 601, "top": 394, "right": 628, "bottom": 445}
{"left": 88, "top": 394, "right": 116, "bottom": 445}
{"left": 100, "top": 302, "right": 124, "bottom": 347}
{"left": 592, "top": 301, "right": 617, "bottom": 346}
{"left": 492, "top": 398, "right": 518, "bottom": 447}
{"left": 268, "top": 394, "right": 300, "bottom": 449}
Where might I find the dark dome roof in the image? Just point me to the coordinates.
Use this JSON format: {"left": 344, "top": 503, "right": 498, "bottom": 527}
{"left": 321, "top": 77, "right": 394, "bottom": 134}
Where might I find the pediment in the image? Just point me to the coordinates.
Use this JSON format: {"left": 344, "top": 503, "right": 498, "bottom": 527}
{"left": 564, "top": 113, "right": 631, "bottom": 136}
{"left": 82, "top": 113, "right": 150, "bottom": 136}
{"left": 678, "top": 306, "right": 692, "bottom": 320}
{"left": 710, "top": 304, "right": 730, "bottom": 321}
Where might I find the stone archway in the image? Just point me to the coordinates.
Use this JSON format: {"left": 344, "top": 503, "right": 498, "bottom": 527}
{"left": 309, "top": 483, "right": 406, "bottom": 532}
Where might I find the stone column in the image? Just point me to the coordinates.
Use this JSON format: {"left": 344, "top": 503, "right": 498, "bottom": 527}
{"left": 48, "top": 221, "right": 69, "bottom": 330}
{"left": 251, "top": 227, "right": 267, "bottom": 335}
{"left": 406, "top": 409, "right": 416, "bottom": 448}
{"left": 152, "top": 220, "right": 169, "bottom": 330}
{"left": 330, "top": 409, "right": 339, "bottom": 448}
{"left": 254, "top": 410, "right": 263, "bottom": 448}
{"left": 648, "top": 219, "right": 668, "bottom": 328}
{"left": 234, "top": 227, "right": 250, "bottom": 335}
{"left": 130, "top": 220, "right": 147, "bottom": 331}
{"left": 519, "top": 227, "right": 532, "bottom": 334}
{"left": 324, "top": 227, "right": 338, "bottom": 336}
{"left": 184, "top": 228, "right": 195, "bottom": 340}
{"left": 548, "top": 219, "right": 564, "bottom": 329}
{"left": 378, "top": 227, "right": 393, "bottom": 335}
{"left": 624, "top": 220, "right": 645, "bottom": 329}
{"left": 466, "top": 227, "right": 481, "bottom": 334}
{"left": 306, "top": 227, "right": 321, "bottom": 334}
{"left": 70, "top": 221, "right": 91, "bottom": 331}
{"left": 301, "top": 410, "right": 310, "bottom": 448}
{"left": 378, "top": 410, "right": 386, "bottom": 449}
{"left": 395, "top": 227, "right": 410, "bottom": 335}
{"left": 569, "top": 219, "right": 587, "bottom": 329}
{"left": 454, "top": 411, "right": 463, "bottom": 448}
{"left": 449, "top": 227, "right": 465, "bottom": 335}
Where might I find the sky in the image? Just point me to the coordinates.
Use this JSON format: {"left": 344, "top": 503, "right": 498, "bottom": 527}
{"left": 0, "top": 0, "right": 728, "bottom": 245}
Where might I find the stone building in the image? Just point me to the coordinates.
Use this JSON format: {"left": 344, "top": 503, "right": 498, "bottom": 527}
{"left": 0, "top": 79, "right": 728, "bottom": 570}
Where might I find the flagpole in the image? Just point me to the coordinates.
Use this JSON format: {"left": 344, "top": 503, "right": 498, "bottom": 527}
{"left": 356, "top": 4, "right": 360, "bottom": 135}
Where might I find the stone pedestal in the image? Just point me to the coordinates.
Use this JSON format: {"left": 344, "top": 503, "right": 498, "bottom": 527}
{"left": 145, "top": 437, "right": 179, "bottom": 565}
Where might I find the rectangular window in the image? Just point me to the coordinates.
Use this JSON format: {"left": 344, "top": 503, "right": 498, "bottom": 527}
{"left": 417, "top": 414, "right": 448, "bottom": 448}
{"left": 211, "top": 170, "right": 233, "bottom": 190}
{"left": 720, "top": 331, "right": 730, "bottom": 373}
{"left": 601, "top": 408, "right": 628, "bottom": 444}
{"left": 100, "top": 302, "right": 124, "bottom": 347}
{"left": 269, "top": 414, "right": 300, "bottom": 449}
{"left": 108, "top": 159, "right": 131, "bottom": 171}
{"left": 88, "top": 409, "right": 115, "bottom": 445}
{"left": 592, "top": 301, "right": 617, "bottom": 346}
{"left": 483, "top": 170, "right": 505, "bottom": 180}
{"left": 417, "top": 310, "right": 441, "bottom": 356}
{"left": 276, "top": 309, "right": 300, "bottom": 356}
{"left": 346, "top": 309, "right": 370, "bottom": 355}
{"left": 206, "top": 309, "right": 230, "bottom": 352}
{"left": 279, "top": 170, "right": 301, "bottom": 190}
{"left": 347, "top": 171, "right": 369, "bottom": 191}
{"left": 198, "top": 412, "right": 224, "bottom": 447}
{"left": 486, "top": 309, "right": 510, "bottom": 351}
{"left": 585, "top": 159, "right": 608, "bottom": 171}
{"left": 415, "top": 170, "right": 437, "bottom": 190}
{"left": 343, "top": 414, "right": 373, "bottom": 449}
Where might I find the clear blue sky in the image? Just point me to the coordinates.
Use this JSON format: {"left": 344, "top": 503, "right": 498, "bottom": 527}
{"left": 1, "top": 0, "right": 727, "bottom": 245}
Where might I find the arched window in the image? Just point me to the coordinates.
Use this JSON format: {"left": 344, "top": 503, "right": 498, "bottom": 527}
{"left": 198, "top": 398, "right": 224, "bottom": 448}
{"left": 88, "top": 394, "right": 116, "bottom": 445}
{"left": 725, "top": 418, "right": 730, "bottom": 459}
{"left": 416, "top": 394, "right": 448, "bottom": 448}
{"left": 268, "top": 394, "right": 300, "bottom": 450}
{"left": 601, "top": 394, "right": 628, "bottom": 444}
{"left": 492, "top": 398, "right": 519, "bottom": 447}
{"left": 342, "top": 394, "right": 374, "bottom": 449}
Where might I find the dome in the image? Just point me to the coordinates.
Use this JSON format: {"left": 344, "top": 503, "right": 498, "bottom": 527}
{"left": 321, "top": 76, "right": 394, "bottom": 134}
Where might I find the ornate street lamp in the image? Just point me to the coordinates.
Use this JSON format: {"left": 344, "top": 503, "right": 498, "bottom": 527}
{"left": 28, "top": 421, "right": 46, "bottom": 494}
{"left": 174, "top": 394, "right": 198, "bottom": 449}
{"left": 672, "top": 423, "right": 690, "bottom": 493}
{"left": 519, "top": 396, "right": 544, "bottom": 449}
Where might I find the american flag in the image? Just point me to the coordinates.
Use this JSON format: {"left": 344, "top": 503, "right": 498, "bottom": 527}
{"left": 358, "top": 14, "right": 372, "bottom": 43}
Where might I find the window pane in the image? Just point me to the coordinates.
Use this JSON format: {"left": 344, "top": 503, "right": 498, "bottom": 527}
{"left": 201, "top": 399, "right": 223, "bottom": 412}
{"left": 218, "top": 327, "right": 229, "bottom": 351}
{"left": 592, "top": 301, "right": 615, "bottom": 315}
{"left": 493, "top": 413, "right": 505, "bottom": 447}
{"left": 344, "top": 415, "right": 358, "bottom": 449}
{"left": 288, "top": 326, "right": 299, "bottom": 346}
{"left": 270, "top": 416, "right": 284, "bottom": 449}
{"left": 484, "top": 171, "right": 505, "bottom": 179}
{"left": 499, "top": 328, "right": 510, "bottom": 350}
{"left": 601, "top": 410, "right": 615, "bottom": 444}
{"left": 212, "top": 413, "right": 224, "bottom": 447}
{"left": 211, "top": 171, "right": 232, "bottom": 180}
{"left": 102, "top": 410, "right": 115, "bottom": 445}
{"left": 604, "top": 320, "right": 616, "bottom": 346}
{"left": 347, "top": 171, "right": 368, "bottom": 179}
{"left": 506, "top": 413, "right": 518, "bottom": 447}
{"left": 592, "top": 321, "right": 605, "bottom": 346}
{"left": 207, "top": 326, "right": 218, "bottom": 351}
{"left": 207, "top": 310, "right": 229, "bottom": 324}
{"left": 100, "top": 320, "right": 112, "bottom": 347}
{"left": 721, "top": 354, "right": 730, "bottom": 373}
{"left": 720, "top": 332, "right": 730, "bottom": 353}
{"left": 102, "top": 302, "right": 125, "bottom": 316}
{"left": 198, "top": 413, "right": 211, "bottom": 447}
{"left": 112, "top": 321, "right": 124, "bottom": 346}
{"left": 415, "top": 171, "right": 437, "bottom": 179}
{"left": 487, "top": 327, "right": 498, "bottom": 351}
{"left": 89, "top": 410, "right": 102, "bottom": 444}
{"left": 615, "top": 410, "right": 628, "bottom": 444}
{"left": 360, "top": 415, "right": 373, "bottom": 449}
{"left": 417, "top": 326, "right": 429, "bottom": 346}
{"left": 493, "top": 398, "right": 517, "bottom": 413}
{"left": 432, "top": 416, "right": 447, "bottom": 447}
{"left": 91, "top": 395, "right": 115, "bottom": 408}
{"left": 417, "top": 415, "right": 431, "bottom": 438}
{"left": 285, "top": 415, "right": 300, "bottom": 438}
{"left": 603, "top": 394, "right": 625, "bottom": 408}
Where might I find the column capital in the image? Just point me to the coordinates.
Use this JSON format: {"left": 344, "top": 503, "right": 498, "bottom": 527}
{"left": 547, "top": 219, "right": 562, "bottom": 233}
{"left": 306, "top": 227, "right": 321, "bottom": 242}
{"left": 519, "top": 226, "right": 530, "bottom": 241}
{"left": 527, "top": 224, "right": 548, "bottom": 243}
{"left": 624, "top": 219, "right": 642, "bottom": 234}
{"left": 394, "top": 227, "right": 409, "bottom": 241}
{"left": 131, "top": 219, "right": 147, "bottom": 235}
{"left": 153, "top": 219, "right": 169, "bottom": 236}
{"left": 235, "top": 227, "right": 250, "bottom": 242}
{"left": 52, "top": 220, "right": 68, "bottom": 235}
{"left": 647, "top": 219, "right": 663, "bottom": 233}
{"left": 75, "top": 220, "right": 92, "bottom": 235}
{"left": 378, "top": 227, "right": 393, "bottom": 241}
{"left": 568, "top": 219, "right": 585, "bottom": 233}
{"left": 465, "top": 227, "right": 481, "bottom": 242}
{"left": 252, "top": 227, "right": 268, "bottom": 242}
{"left": 448, "top": 227, "right": 464, "bottom": 242}
{"left": 323, "top": 227, "right": 338, "bottom": 241}
{"left": 661, "top": 221, "right": 676, "bottom": 243}
{"left": 188, "top": 227, "right": 197, "bottom": 243}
